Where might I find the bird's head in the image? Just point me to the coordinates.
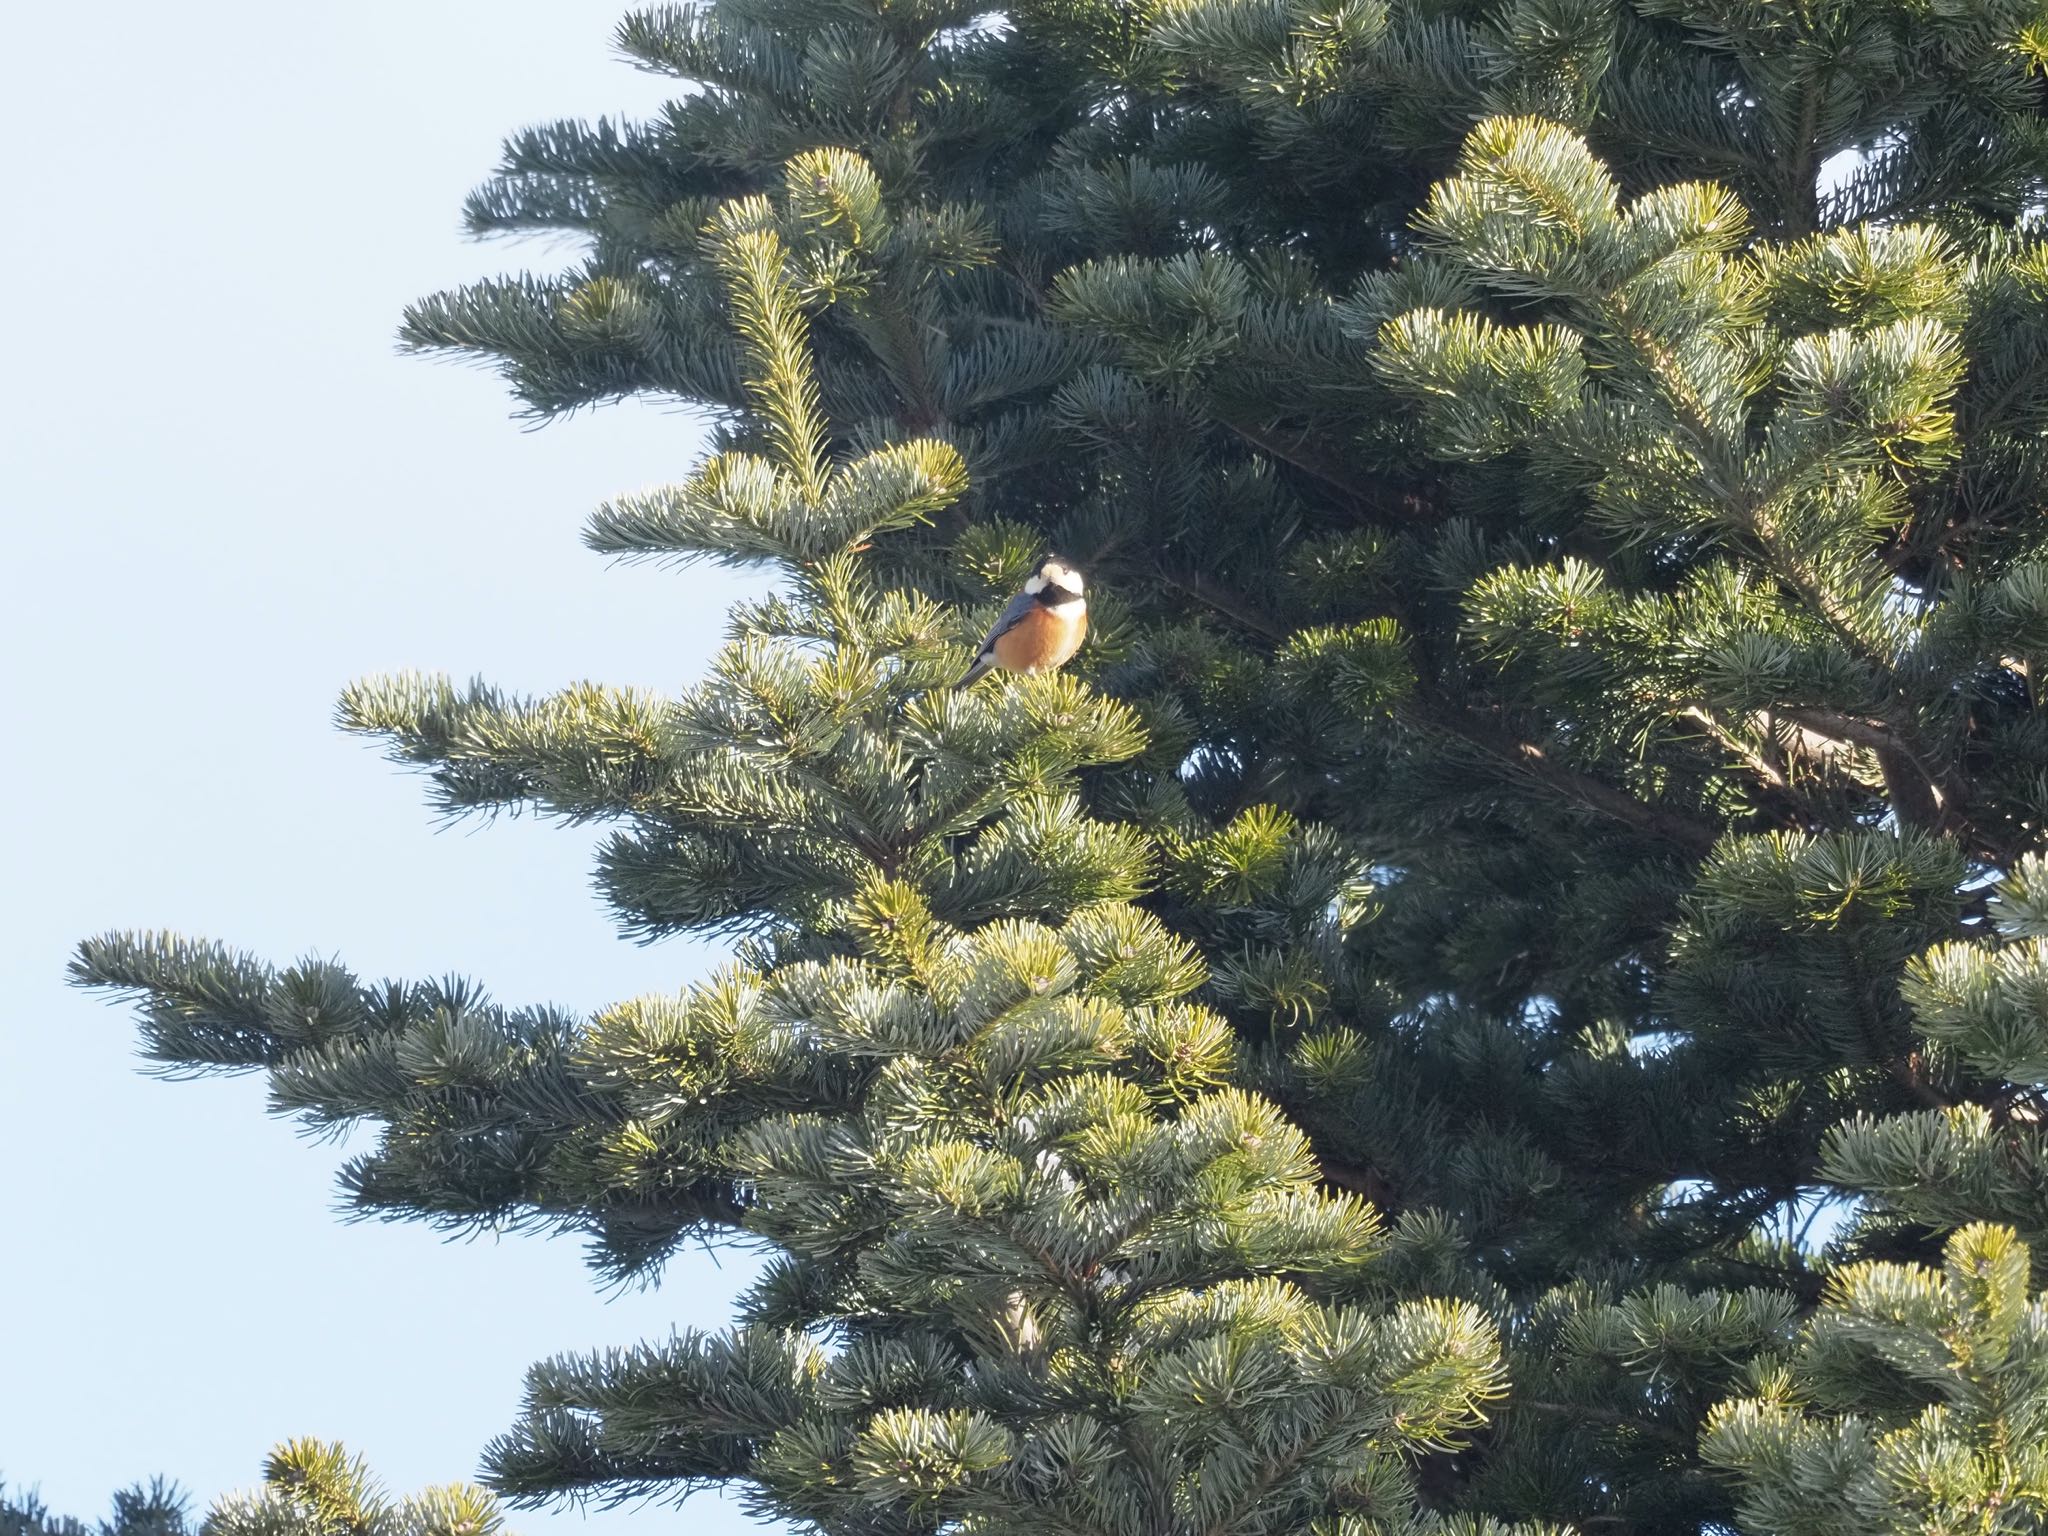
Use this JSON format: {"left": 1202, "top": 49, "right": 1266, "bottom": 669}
{"left": 1025, "top": 556, "right": 1085, "bottom": 602}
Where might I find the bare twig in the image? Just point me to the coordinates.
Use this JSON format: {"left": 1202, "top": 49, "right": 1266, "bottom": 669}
{"left": 1681, "top": 704, "right": 1791, "bottom": 792}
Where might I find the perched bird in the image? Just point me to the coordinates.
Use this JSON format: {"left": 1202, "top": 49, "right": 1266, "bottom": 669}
{"left": 954, "top": 556, "right": 1088, "bottom": 690}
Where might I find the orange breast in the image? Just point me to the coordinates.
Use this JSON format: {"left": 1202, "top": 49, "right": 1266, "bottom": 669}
{"left": 992, "top": 604, "right": 1086, "bottom": 674}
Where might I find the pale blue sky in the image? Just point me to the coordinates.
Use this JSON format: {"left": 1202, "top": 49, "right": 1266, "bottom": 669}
{"left": 1, "top": 6, "right": 770, "bottom": 1531}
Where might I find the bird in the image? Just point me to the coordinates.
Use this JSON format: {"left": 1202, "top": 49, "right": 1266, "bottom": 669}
{"left": 954, "top": 555, "right": 1088, "bottom": 690}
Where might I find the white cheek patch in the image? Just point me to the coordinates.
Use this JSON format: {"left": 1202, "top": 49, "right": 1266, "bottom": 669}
{"left": 1024, "top": 575, "right": 1047, "bottom": 594}
{"left": 1039, "top": 562, "right": 1081, "bottom": 595}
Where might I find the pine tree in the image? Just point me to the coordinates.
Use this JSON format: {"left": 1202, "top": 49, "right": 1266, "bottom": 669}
{"left": 71, "top": 1, "right": 2048, "bottom": 1532}
{"left": 3, "top": 1481, "right": 189, "bottom": 1536}
{"left": 1703, "top": 1223, "right": 2048, "bottom": 1534}
{"left": 2, "top": 1447, "right": 505, "bottom": 1536}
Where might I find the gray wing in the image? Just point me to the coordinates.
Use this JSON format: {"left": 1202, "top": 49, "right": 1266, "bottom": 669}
{"left": 954, "top": 590, "right": 1038, "bottom": 689}
{"left": 976, "top": 590, "right": 1039, "bottom": 654}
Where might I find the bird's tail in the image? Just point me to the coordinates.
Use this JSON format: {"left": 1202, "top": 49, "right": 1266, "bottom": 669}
{"left": 953, "top": 654, "right": 996, "bottom": 691}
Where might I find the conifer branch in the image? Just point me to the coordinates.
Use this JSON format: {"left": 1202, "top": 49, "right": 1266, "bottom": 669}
{"left": 1315, "top": 1152, "right": 1395, "bottom": 1209}
{"left": 1502, "top": 736, "right": 1719, "bottom": 854}
{"left": 1221, "top": 413, "right": 1433, "bottom": 524}
{"left": 1783, "top": 81, "right": 1821, "bottom": 237}
{"left": 1887, "top": 1050, "right": 1951, "bottom": 1111}
{"left": 712, "top": 226, "right": 831, "bottom": 506}
{"left": 1517, "top": 1399, "right": 1694, "bottom": 1451}
{"left": 1417, "top": 702, "right": 1720, "bottom": 855}
{"left": 1147, "top": 559, "right": 1725, "bottom": 853}
{"left": 861, "top": 297, "right": 944, "bottom": 434}
{"left": 1776, "top": 708, "right": 1953, "bottom": 832}
{"left": 1680, "top": 705, "right": 1804, "bottom": 810}
{"left": 1155, "top": 567, "right": 1289, "bottom": 642}
{"left": 69, "top": 21, "right": 2048, "bottom": 1536}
